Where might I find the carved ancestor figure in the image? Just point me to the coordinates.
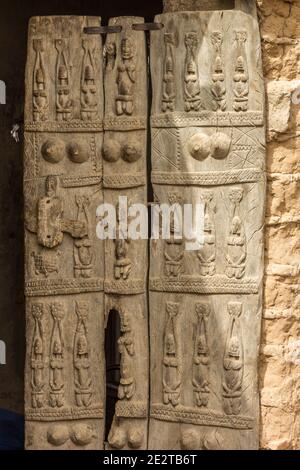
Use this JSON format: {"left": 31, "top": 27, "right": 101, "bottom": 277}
{"left": 74, "top": 196, "right": 94, "bottom": 279}
{"left": 116, "top": 36, "right": 136, "bottom": 116}
{"left": 163, "top": 302, "right": 181, "bottom": 406}
{"left": 118, "top": 314, "right": 135, "bottom": 400}
{"left": 81, "top": 39, "right": 98, "bottom": 120}
{"left": 106, "top": 41, "right": 116, "bottom": 71}
{"left": 223, "top": 302, "right": 244, "bottom": 415}
{"left": 184, "top": 32, "right": 201, "bottom": 112}
{"left": 55, "top": 39, "right": 73, "bottom": 121}
{"left": 211, "top": 31, "right": 226, "bottom": 111}
{"left": 164, "top": 193, "right": 185, "bottom": 277}
{"left": 162, "top": 33, "right": 176, "bottom": 112}
{"left": 197, "top": 192, "right": 216, "bottom": 276}
{"left": 114, "top": 203, "right": 132, "bottom": 280}
{"left": 30, "top": 303, "right": 46, "bottom": 408}
{"left": 225, "top": 188, "right": 246, "bottom": 279}
{"left": 36, "top": 175, "right": 87, "bottom": 249}
{"left": 74, "top": 301, "right": 93, "bottom": 407}
{"left": 192, "top": 303, "right": 210, "bottom": 407}
{"left": 32, "top": 39, "right": 48, "bottom": 121}
{"left": 233, "top": 31, "right": 249, "bottom": 112}
{"left": 49, "top": 303, "right": 65, "bottom": 408}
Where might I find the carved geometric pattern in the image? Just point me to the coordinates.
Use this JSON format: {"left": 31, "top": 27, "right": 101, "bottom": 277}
{"left": 150, "top": 276, "right": 258, "bottom": 294}
{"left": 151, "top": 111, "right": 264, "bottom": 128}
{"left": 150, "top": 405, "right": 254, "bottom": 430}
{"left": 103, "top": 174, "right": 146, "bottom": 189}
{"left": 104, "top": 279, "right": 146, "bottom": 295}
{"left": 60, "top": 175, "right": 102, "bottom": 188}
{"left": 152, "top": 168, "right": 262, "bottom": 186}
{"left": 26, "top": 405, "right": 104, "bottom": 421}
{"left": 115, "top": 401, "right": 148, "bottom": 419}
{"left": 25, "top": 278, "right": 104, "bottom": 297}
{"left": 25, "top": 121, "right": 103, "bottom": 133}
{"left": 104, "top": 116, "right": 147, "bottom": 131}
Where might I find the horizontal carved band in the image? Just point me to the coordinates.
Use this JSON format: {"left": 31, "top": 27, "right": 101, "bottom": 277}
{"left": 152, "top": 168, "right": 262, "bottom": 186}
{"left": 115, "top": 401, "right": 148, "bottom": 419}
{"left": 151, "top": 112, "right": 264, "bottom": 128}
{"left": 104, "top": 116, "right": 147, "bottom": 131}
{"left": 149, "top": 275, "right": 258, "bottom": 294}
{"left": 104, "top": 279, "right": 146, "bottom": 295}
{"left": 60, "top": 174, "right": 102, "bottom": 188}
{"left": 103, "top": 174, "right": 146, "bottom": 189}
{"left": 25, "top": 278, "right": 104, "bottom": 297}
{"left": 150, "top": 405, "right": 254, "bottom": 430}
{"left": 26, "top": 405, "right": 104, "bottom": 422}
{"left": 25, "top": 121, "right": 103, "bottom": 133}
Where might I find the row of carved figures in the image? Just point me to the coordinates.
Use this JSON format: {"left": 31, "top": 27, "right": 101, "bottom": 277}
{"left": 163, "top": 301, "right": 244, "bottom": 416}
{"left": 31, "top": 302, "right": 136, "bottom": 409}
{"left": 162, "top": 30, "right": 249, "bottom": 113}
{"left": 164, "top": 188, "right": 246, "bottom": 279}
{"left": 32, "top": 33, "right": 138, "bottom": 122}
{"left": 30, "top": 301, "right": 93, "bottom": 409}
{"left": 32, "top": 37, "right": 99, "bottom": 122}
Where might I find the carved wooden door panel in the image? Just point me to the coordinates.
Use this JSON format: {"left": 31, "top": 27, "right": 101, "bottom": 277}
{"left": 24, "top": 15, "right": 149, "bottom": 451}
{"left": 24, "top": 16, "right": 105, "bottom": 450}
{"left": 103, "top": 17, "right": 149, "bottom": 450}
{"left": 149, "top": 1, "right": 265, "bottom": 450}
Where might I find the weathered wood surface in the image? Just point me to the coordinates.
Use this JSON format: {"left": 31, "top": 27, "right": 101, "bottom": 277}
{"left": 149, "top": 1, "right": 265, "bottom": 450}
{"left": 24, "top": 16, "right": 105, "bottom": 450}
{"left": 24, "top": 14, "right": 149, "bottom": 451}
{"left": 103, "top": 16, "right": 149, "bottom": 451}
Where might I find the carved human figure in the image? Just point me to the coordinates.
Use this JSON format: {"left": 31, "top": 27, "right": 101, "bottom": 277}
{"left": 164, "top": 193, "right": 184, "bottom": 277}
{"left": 37, "top": 175, "right": 63, "bottom": 248}
{"left": 31, "top": 303, "right": 45, "bottom": 408}
{"left": 74, "top": 196, "right": 94, "bottom": 279}
{"left": 184, "top": 32, "right": 201, "bottom": 112}
{"left": 116, "top": 36, "right": 136, "bottom": 116}
{"left": 163, "top": 302, "right": 181, "bottom": 406}
{"left": 33, "top": 39, "right": 48, "bottom": 121}
{"left": 114, "top": 203, "right": 132, "bottom": 280}
{"left": 81, "top": 39, "right": 98, "bottom": 120}
{"left": 225, "top": 188, "right": 246, "bottom": 279}
{"left": 118, "top": 314, "right": 135, "bottom": 400}
{"left": 37, "top": 175, "right": 87, "bottom": 249}
{"left": 233, "top": 32, "right": 249, "bottom": 112}
{"left": 162, "top": 33, "right": 176, "bottom": 112}
{"left": 223, "top": 302, "right": 244, "bottom": 415}
{"left": 74, "top": 301, "right": 93, "bottom": 407}
{"left": 197, "top": 192, "right": 216, "bottom": 276}
{"left": 55, "top": 39, "right": 73, "bottom": 121}
{"left": 49, "top": 303, "right": 65, "bottom": 408}
{"left": 211, "top": 32, "right": 226, "bottom": 111}
{"left": 106, "top": 41, "right": 116, "bottom": 70}
{"left": 192, "top": 303, "right": 210, "bottom": 407}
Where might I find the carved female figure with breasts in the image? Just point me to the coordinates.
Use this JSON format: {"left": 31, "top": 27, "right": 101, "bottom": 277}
{"left": 223, "top": 302, "right": 244, "bottom": 415}
{"left": 116, "top": 36, "right": 136, "bottom": 116}
{"left": 163, "top": 303, "right": 181, "bottom": 407}
{"left": 118, "top": 315, "right": 135, "bottom": 400}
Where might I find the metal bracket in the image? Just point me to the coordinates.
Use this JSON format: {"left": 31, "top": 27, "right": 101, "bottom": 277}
{"left": 84, "top": 25, "right": 122, "bottom": 35}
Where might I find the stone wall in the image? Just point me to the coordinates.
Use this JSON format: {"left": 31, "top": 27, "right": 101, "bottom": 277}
{"left": 258, "top": 0, "right": 300, "bottom": 451}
